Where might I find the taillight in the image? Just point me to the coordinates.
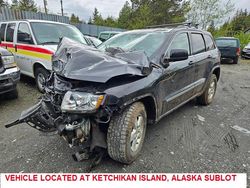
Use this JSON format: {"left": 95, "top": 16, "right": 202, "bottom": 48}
{"left": 236, "top": 48, "right": 240, "bottom": 56}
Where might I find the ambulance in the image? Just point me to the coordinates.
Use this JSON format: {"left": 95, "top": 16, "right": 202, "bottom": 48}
{"left": 0, "top": 20, "right": 89, "bottom": 92}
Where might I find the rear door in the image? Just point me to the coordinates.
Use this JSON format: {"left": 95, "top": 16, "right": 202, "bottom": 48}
{"left": 190, "top": 33, "right": 209, "bottom": 93}
{"left": 160, "top": 32, "right": 196, "bottom": 116}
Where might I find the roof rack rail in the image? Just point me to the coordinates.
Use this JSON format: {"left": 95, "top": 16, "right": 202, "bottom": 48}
{"left": 146, "top": 22, "right": 199, "bottom": 29}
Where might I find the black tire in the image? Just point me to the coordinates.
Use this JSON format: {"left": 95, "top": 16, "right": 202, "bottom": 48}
{"left": 197, "top": 74, "right": 217, "bottom": 106}
{"left": 233, "top": 57, "right": 239, "bottom": 64}
{"left": 107, "top": 102, "right": 147, "bottom": 164}
{"left": 6, "top": 88, "right": 18, "bottom": 99}
{"left": 35, "top": 67, "right": 50, "bottom": 93}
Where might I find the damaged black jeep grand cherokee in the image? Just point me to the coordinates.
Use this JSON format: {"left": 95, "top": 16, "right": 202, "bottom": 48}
{"left": 6, "top": 25, "right": 221, "bottom": 164}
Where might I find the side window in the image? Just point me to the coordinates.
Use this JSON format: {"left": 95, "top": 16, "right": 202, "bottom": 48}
{"left": 169, "top": 33, "right": 190, "bottom": 55}
{"left": 17, "top": 23, "right": 34, "bottom": 44}
{"left": 0, "top": 24, "right": 6, "bottom": 41}
{"left": 204, "top": 35, "right": 215, "bottom": 51}
{"left": 6, "top": 23, "right": 16, "bottom": 42}
{"left": 191, "top": 33, "right": 206, "bottom": 54}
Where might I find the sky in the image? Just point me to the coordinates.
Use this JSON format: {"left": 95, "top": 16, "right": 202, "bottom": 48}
{"left": 7, "top": 0, "right": 250, "bottom": 22}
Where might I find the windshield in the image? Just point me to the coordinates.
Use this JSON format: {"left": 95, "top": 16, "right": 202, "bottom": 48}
{"left": 98, "top": 32, "right": 168, "bottom": 57}
{"left": 215, "top": 39, "right": 237, "bottom": 47}
{"left": 30, "top": 22, "right": 87, "bottom": 45}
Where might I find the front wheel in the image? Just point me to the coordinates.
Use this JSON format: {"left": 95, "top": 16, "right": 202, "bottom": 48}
{"left": 107, "top": 102, "right": 147, "bottom": 164}
{"left": 35, "top": 67, "right": 50, "bottom": 93}
{"left": 197, "top": 74, "right": 217, "bottom": 105}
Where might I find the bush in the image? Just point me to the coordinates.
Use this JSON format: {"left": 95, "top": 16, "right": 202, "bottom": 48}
{"left": 234, "top": 32, "right": 250, "bottom": 49}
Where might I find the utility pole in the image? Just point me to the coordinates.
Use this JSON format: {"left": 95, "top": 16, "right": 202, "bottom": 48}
{"left": 43, "top": 0, "right": 48, "bottom": 14}
{"left": 60, "top": 0, "right": 64, "bottom": 16}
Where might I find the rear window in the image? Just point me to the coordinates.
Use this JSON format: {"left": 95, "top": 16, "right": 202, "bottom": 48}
{"left": 0, "top": 24, "right": 6, "bottom": 41}
{"left": 215, "top": 39, "right": 237, "bottom": 47}
{"left": 204, "top": 35, "right": 215, "bottom": 51}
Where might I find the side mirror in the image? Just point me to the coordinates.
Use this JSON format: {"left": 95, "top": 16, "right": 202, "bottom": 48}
{"left": 161, "top": 49, "right": 189, "bottom": 68}
{"left": 169, "top": 49, "right": 189, "bottom": 62}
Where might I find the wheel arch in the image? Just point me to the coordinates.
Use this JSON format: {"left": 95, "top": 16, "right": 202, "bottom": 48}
{"left": 33, "top": 62, "right": 48, "bottom": 77}
{"left": 212, "top": 66, "right": 220, "bottom": 81}
{"left": 121, "top": 94, "right": 158, "bottom": 125}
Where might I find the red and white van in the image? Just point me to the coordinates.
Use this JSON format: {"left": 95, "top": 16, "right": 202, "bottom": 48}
{"left": 0, "top": 20, "right": 89, "bottom": 92}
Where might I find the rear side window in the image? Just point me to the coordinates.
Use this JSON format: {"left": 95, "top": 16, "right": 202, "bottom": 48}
{"left": 169, "top": 33, "right": 190, "bottom": 55}
{"left": 204, "top": 35, "right": 215, "bottom": 51}
{"left": 6, "top": 23, "right": 16, "bottom": 42}
{"left": 0, "top": 24, "right": 6, "bottom": 41}
{"left": 17, "top": 23, "right": 34, "bottom": 44}
{"left": 191, "top": 33, "right": 206, "bottom": 54}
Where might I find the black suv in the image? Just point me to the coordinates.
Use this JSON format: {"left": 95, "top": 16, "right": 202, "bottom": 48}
{"left": 6, "top": 24, "right": 221, "bottom": 164}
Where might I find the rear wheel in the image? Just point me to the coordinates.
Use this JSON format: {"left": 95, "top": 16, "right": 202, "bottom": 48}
{"left": 233, "top": 57, "right": 239, "bottom": 64}
{"left": 35, "top": 67, "right": 50, "bottom": 93}
{"left": 197, "top": 74, "right": 217, "bottom": 105}
{"left": 107, "top": 102, "right": 147, "bottom": 164}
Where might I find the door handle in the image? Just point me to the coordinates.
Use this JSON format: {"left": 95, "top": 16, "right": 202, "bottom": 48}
{"left": 207, "top": 55, "right": 212, "bottom": 58}
{"left": 189, "top": 61, "right": 195, "bottom": 65}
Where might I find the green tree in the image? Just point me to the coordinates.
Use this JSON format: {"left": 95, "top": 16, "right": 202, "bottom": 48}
{"left": 118, "top": 0, "right": 188, "bottom": 29}
{"left": 118, "top": 1, "right": 132, "bottom": 28}
{"left": 0, "top": 0, "right": 8, "bottom": 7}
{"left": 93, "top": 8, "right": 104, "bottom": 25}
{"left": 19, "top": 0, "right": 37, "bottom": 12}
{"left": 70, "top": 14, "right": 82, "bottom": 24}
{"left": 187, "top": 0, "right": 235, "bottom": 29}
{"left": 11, "top": 0, "right": 19, "bottom": 10}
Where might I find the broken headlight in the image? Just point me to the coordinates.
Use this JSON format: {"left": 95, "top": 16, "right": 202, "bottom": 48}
{"left": 2, "top": 55, "right": 16, "bottom": 69}
{"left": 61, "top": 91, "right": 104, "bottom": 113}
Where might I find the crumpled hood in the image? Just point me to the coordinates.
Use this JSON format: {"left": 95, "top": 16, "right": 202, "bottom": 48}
{"left": 52, "top": 37, "right": 151, "bottom": 83}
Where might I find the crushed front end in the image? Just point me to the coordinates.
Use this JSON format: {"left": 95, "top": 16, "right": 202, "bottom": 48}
{"left": 6, "top": 72, "right": 119, "bottom": 161}
{"left": 5, "top": 37, "right": 152, "bottom": 162}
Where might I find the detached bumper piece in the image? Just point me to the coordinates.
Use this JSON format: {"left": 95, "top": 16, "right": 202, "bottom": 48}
{"left": 5, "top": 100, "right": 57, "bottom": 132}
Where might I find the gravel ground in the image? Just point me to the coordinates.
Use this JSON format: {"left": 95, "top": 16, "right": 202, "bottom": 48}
{"left": 0, "top": 60, "right": 249, "bottom": 180}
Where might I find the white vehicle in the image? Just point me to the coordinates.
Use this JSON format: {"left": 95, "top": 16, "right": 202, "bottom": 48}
{"left": 0, "top": 20, "right": 89, "bottom": 92}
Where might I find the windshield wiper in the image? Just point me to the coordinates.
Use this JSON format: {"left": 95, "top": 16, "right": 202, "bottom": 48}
{"left": 40, "top": 41, "right": 59, "bottom": 45}
{"left": 105, "top": 47, "right": 125, "bottom": 55}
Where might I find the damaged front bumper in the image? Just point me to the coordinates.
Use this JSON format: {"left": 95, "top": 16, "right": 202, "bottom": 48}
{"left": 5, "top": 74, "right": 120, "bottom": 161}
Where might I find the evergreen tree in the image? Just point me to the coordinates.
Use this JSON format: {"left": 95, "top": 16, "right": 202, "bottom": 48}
{"left": 19, "top": 0, "right": 37, "bottom": 12}
{"left": 93, "top": 8, "right": 104, "bottom": 25}
{"left": 0, "top": 0, "right": 8, "bottom": 7}
{"left": 11, "top": 0, "right": 19, "bottom": 10}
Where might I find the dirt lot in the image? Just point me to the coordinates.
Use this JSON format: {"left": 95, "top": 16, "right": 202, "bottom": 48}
{"left": 0, "top": 60, "right": 249, "bottom": 179}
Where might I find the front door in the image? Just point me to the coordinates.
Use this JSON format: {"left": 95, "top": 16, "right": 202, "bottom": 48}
{"left": 14, "top": 22, "right": 35, "bottom": 76}
{"left": 159, "top": 32, "right": 196, "bottom": 117}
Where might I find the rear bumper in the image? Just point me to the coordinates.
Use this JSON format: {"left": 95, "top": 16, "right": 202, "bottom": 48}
{"left": 0, "top": 67, "right": 20, "bottom": 94}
